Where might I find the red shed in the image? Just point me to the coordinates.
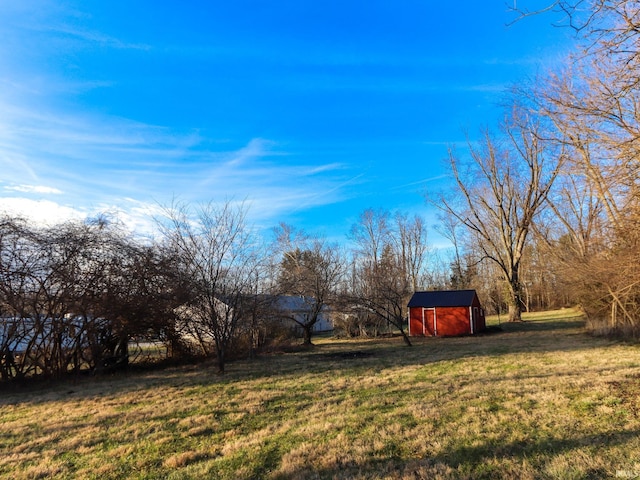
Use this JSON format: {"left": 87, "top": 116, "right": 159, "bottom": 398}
{"left": 408, "top": 290, "right": 486, "bottom": 337}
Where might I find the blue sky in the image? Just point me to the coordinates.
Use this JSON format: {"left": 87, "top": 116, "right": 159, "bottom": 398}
{"left": 0, "top": 1, "right": 573, "bottom": 245}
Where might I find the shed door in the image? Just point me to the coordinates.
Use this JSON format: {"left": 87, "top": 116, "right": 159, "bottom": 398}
{"left": 424, "top": 308, "right": 436, "bottom": 336}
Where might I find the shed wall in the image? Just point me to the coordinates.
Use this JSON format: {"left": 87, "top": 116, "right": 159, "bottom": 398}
{"left": 409, "top": 307, "right": 423, "bottom": 336}
{"left": 409, "top": 306, "right": 476, "bottom": 336}
{"left": 435, "top": 306, "right": 472, "bottom": 336}
{"left": 471, "top": 296, "right": 486, "bottom": 332}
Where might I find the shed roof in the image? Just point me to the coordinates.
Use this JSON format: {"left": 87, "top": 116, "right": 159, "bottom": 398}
{"left": 408, "top": 290, "right": 478, "bottom": 308}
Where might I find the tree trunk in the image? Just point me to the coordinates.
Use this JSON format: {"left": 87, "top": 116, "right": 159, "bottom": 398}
{"left": 216, "top": 346, "right": 225, "bottom": 374}
{"left": 507, "top": 269, "right": 524, "bottom": 322}
{"left": 115, "top": 334, "right": 129, "bottom": 367}
{"left": 399, "top": 328, "right": 412, "bottom": 346}
{"left": 508, "top": 303, "right": 522, "bottom": 322}
{"left": 508, "top": 283, "right": 524, "bottom": 322}
{"left": 302, "top": 325, "right": 313, "bottom": 346}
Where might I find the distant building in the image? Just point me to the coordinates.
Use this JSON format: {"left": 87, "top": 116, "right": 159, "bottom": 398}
{"left": 266, "top": 295, "right": 333, "bottom": 334}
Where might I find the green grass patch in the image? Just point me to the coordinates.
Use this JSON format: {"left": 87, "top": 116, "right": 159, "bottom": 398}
{"left": 486, "top": 306, "right": 586, "bottom": 326}
{"left": 2, "top": 309, "right": 640, "bottom": 479}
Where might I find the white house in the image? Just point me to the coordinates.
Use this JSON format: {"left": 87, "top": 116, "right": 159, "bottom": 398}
{"left": 267, "top": 295, "right": 333, "bottom": 333}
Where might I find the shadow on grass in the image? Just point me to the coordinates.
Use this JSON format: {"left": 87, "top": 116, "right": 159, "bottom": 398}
{"left": 274, "top": 428, "right": 638, "bottom": 480}
{"left": 436, "top": 428, "right": 637, "bottom": 464}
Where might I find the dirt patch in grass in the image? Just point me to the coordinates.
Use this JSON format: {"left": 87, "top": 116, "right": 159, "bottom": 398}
{"left": 317, "top": 351, "right": 376, "bottom": 361}
{"left": 608, "top": 374, "right": 640, "bottom": 418}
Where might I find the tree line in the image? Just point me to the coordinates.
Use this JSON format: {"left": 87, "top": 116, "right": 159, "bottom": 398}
{"left": 0, "top": 203, "right": 438, "bottom": 379}
{"left": 0, "top": 202, "right": 444, "bottom": 380}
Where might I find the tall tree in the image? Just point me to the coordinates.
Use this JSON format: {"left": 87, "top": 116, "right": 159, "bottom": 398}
{"left": 436, "top": 112, "right": 563, "bottom": 322}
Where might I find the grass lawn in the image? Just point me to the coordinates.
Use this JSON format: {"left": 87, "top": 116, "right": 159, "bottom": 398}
{"left": 2, "top": 309, "right": 640, "bottom": 479}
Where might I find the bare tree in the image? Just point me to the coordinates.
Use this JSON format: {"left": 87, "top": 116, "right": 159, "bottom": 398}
{"left": 436, "top": 112, "right": 563, "bottom": 322}
{"left": 513, "top": 1, "right": 640, "bottom": 333}
{"left": 435, "top": 215, "right": 470, "bottom": 290}
{"left": 349, "top": 244, "right": 413, "bottom": 345}
{"left": 349, "top": 209, "right": 391, "bottom": 266}
{"left": 274, "top": 223, "right": 344, "bottom": 345}
{"left": 0, "top": 214, "right": 180, "bottom": 380}
{"left": 345, "top": 208, "right": 432, "bottom": 345}
{"left": 159, "top": 201, "right": 261, "bottom": 373}
{"left": 0, "top": 215, "right": 45, "bottom": 379}
{"left": 394, "top": 212, "right": 430, "bottom": 292}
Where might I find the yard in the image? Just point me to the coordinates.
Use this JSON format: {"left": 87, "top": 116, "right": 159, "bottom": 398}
{"left": 2, "top": 309, "right": 640, "bottom": 479}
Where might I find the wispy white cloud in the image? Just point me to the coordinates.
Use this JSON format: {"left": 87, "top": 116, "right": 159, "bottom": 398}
{"left": 43, "top": 24, "right": 151, "bottom": 51}
{"left": 92, "top": 198, "right": 167, "bottom": 238}
{"left": 223, "top": 138, "right": 276, "bottom": 167}
{"left": 287, "top": 172, "right": 367, "bottom": 213}
{"left": 0, "top": 1, "right": 150, "bottom": 52}
{"left": 5, "top": 184, "right": 63, "bottom": 195}
{"left": 397, "top": 175, "right": 450, "bottom": 189}
{"left": 306, "top": 163, "right": 344, "bottom": 175}
{"left": 0, "top": 88, "right": 359, "bottom": 234}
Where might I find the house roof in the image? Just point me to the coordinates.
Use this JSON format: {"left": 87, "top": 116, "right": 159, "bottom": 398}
{"left": 260, "top": 294, "right": 327, "bottom": 312}
{"left": 407, "top": 290, "right": 478, "bottom": 308}
{"left": 272, "top": 295, "right": 315, "bottom": 311}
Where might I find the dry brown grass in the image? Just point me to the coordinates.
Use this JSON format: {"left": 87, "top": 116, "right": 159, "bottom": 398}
{"left": 1, "top": 309, "right": 640, "bottom": 479}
